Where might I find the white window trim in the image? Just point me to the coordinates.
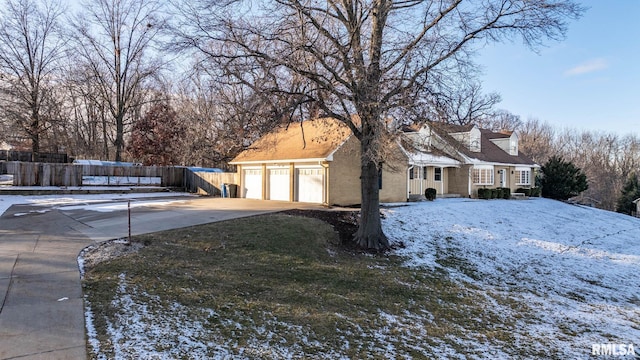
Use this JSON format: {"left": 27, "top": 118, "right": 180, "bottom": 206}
{"left": 515, "top": 169, "right": 531, "bottom": 186}
{"left": 472, "top": 167, "right": 494, "bottom": 185}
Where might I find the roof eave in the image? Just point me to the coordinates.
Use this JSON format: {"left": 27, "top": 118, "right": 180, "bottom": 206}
{"left": 229, "top": 157, "right": 329, "bottom": 165}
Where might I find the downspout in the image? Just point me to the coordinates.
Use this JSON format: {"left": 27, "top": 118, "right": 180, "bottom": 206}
{"left": 420, "top": 167, "right": 423, "bottom": 197}
{"left": 261, "top": 163, "right": 267, "bottom": 200}
{"left": 468, "top": 167, "right": 472, "bottom": 198}
{"left": 321, "top": 162, "right": 329, "bottom": 206}
{"left": 440, "top": 166, "right": 444, "bottom": 195}
{"left": 407, "top": 165, "right": 414, "bottom": 201}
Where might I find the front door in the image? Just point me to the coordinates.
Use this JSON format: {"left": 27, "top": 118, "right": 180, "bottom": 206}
{"left": 499, "top": 169, "right": 507, "bottom": 188}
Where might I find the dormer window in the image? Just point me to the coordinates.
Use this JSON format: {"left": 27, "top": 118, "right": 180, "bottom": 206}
{"left": 470, "top": 139, "right": 481, "bottom": 152}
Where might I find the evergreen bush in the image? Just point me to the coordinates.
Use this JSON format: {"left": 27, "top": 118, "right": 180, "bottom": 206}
{"left": 615, "top": 173, "right": 640, "bottom": 215}
{"left": 530, "top": 187, "right": 541, "bottom": 197}
{"left": 425, "top": 188, "right": 437, "bottom": 201}
{"left": 540, "top": 156, "right": 588, "bottom": 200}
{"left": 477, "top": 188, "right": 489, "bottom": 199}
{"left": 490, "top": 188, "right": 498, "bottom": 199}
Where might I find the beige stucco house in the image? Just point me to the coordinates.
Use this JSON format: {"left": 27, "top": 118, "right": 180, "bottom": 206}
{"left": 407, "top": 122, "right": 539, "bottom": 198}
{"left": 229, "top": 118, "right": 408, "bottom": 206}
{"left": 400, "top": 124, "right": 461, "bottom": 200}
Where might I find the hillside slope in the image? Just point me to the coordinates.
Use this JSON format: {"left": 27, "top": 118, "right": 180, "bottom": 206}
{"left": 383, "top": 198, "right": 640, "bottom": 357}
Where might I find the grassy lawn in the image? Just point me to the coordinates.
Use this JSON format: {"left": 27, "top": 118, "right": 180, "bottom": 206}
{"left": 83, "top": 213, "right": 530, "bottom": 359}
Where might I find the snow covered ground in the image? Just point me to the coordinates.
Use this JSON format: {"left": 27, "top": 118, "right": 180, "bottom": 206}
{"left": 383, "top": 198, "right": 640, "bottom": 357}
{"left": 76, "top": 196, "right": 639, "bottom": 359}
{"left": 0, "top": 192, "right": 196, "bottom": 217}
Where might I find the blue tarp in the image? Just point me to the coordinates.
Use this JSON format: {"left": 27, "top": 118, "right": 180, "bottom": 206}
{"left": 187, "top": 167, "right": 224, "bottom": 173}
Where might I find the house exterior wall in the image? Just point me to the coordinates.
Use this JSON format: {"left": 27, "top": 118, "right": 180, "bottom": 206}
{"left": 448, "top": 165, "right": 471, "bottom": 197}
{"left": 327, "top": 136, "right": 362, "bottom": 205}
{"left": 408, "top": 166, "right": 450, "bottom": 197}
{"left": 328, "top": 136, "right": 407, "bottom": 206}
{"left": 467, "top": 165, "right": 536, "bottom": 197}
{"left": 234, "top": 137, "right": 407, "bottom": 205}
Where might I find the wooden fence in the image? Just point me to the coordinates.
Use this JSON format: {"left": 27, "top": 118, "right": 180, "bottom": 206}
{"left": 0, "top": 150, "right": 68, "bottom": 163}
{"left": 0, "top": 161, "right": 238, "bottom": 196}
{"left": 184, "top": 171, "right": 238, "bottom": 196}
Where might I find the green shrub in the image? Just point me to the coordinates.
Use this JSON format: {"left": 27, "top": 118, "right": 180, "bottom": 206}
{"left": 530, "top": 187, "right": 541, "bottom": 197}
{"left": 490, "top": 188, "right": 498, "bottom": 199}
{"left": 477, "top": 188, "right": 489, "bottom": 199}
{"left": 516, "top": 188, "right": 531, "bottom": 196}
{"left": 616, "top": 173, "right": 640, "bottom": 215}
{"left": 495, "top": 188, "right": 504, "bottom": 199}
{"left": 501, "top": 187, "right": 511, "bottom": 199}
{"left": 425, "top": 188, "right": 437, "bottom": 201}
{"left": 540, "top": 156, "right": 588, "bottom": 200}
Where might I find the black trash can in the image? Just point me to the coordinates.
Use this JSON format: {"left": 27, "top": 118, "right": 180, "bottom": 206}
{"left": 227, "top": 184, "right": 238, "bottom": 198}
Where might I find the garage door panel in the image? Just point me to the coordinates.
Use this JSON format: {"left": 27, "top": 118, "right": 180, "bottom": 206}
{"left": 269, "top": 169, "right": 290, "bottom": 201}
{"left": 243, "top": 169, "right": 262, "bottom": 199}
{"left": 297, "top": 168, "right": 323, "bottom": 203}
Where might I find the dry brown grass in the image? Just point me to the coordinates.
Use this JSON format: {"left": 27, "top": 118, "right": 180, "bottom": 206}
{"left": 83, "top": 213, "right": 534, "bottom": 359}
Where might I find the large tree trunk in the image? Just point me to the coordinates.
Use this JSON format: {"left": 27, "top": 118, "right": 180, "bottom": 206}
{"left": 30, "top": 112, "right": 40, "bottom": 162}
{"left": 354, "top": 119, "right": 389, "bottom": 251}
{"left": 355, "top": 157, "right": 389, "bottom": 250}
{"left": 114, "top": 114, "right": 124, "bottom": 162}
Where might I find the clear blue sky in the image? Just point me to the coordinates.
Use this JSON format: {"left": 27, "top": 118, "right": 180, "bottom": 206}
{"left": 477, "top": 0, "right": 640, "bottom": 136}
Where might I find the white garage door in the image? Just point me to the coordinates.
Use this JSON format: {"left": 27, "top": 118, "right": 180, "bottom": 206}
{"left": 296, "top": 168, "right": 323, "bottom": 203}
{"left": 269, "top": 169, "right": 290, "bottom": 201}
{"left": 243, "top": 169, "right": 262, "bottom": 199}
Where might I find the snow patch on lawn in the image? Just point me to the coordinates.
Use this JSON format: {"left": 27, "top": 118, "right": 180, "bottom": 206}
{"left": 88, "top": 273, "right": 220, "bottom": 360}
{"left": 0, "top": 192, "right": 195, "bottom": 216}
{"left": 383, "top": 198, "right": 640, "bottom": 357}
{"left": 80, "top": 197, "right": 639, "bottom": 359}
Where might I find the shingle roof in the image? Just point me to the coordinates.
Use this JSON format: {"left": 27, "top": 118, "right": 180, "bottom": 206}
{"left": 484, "top": 130, "right": 513, "bottom": 139}
{"left": 477, "top": 130, "right": 536, "bottom": 165}
{"left": 426, "top": 122, "right": 536, "bottom": 166}
{"left": 230, "top": 118, "right": 352, "bottom": 164}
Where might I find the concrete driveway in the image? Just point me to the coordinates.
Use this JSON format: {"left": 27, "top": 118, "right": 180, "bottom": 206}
{"left": 0, "top": 196, "right": 322, "bottom": 359}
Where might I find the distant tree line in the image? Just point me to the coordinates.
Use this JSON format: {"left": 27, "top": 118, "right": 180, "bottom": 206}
{"left": 0, "top": 0, "right": 286, "bottom": 168}
{"left": 475, "top": 114, "right": 640, "bottom": 212}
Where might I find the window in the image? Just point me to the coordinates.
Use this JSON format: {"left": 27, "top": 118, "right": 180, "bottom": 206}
{"left": 472, "top": 167, "right": 494, "bottom": 185}
{"left": 434, "top": 168, "right": 442, "bottom": 182}
{"left": 516, "top": 169, "right": 531, "bottom": 185}
{"left": 409, "top": 167, "right": 421, "bottom": 180}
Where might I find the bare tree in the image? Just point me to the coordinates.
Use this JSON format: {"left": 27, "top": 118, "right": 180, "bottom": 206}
{"left": 431, "top": 80, "right": 502, "bottom": 126}
{"left": 70, "top": 0, "right": 165, "bottom": 161}
{"left": 519, "top": 117, "right": 557, "bottom": 164}
{"left": 0, "top": 0, "right": 66, "bottom": 160}
{"left": 520, "top": 118, "right": 640, "bottom": 210}
{"left": 176, "top": 0, "right": 583, "bottom": 250}
{"left": 58, "top": 61, "right": 113, "bottom": 159}
{"left": 478, "top": 109, "right": 522, "bottom": 132}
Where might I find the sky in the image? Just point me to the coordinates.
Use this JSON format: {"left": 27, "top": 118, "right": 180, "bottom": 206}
{"left": 477, "top": 0, "right": 640, "bottom": 136}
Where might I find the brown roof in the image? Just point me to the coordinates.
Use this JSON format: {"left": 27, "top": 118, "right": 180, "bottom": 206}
{"left": 230, "top": 118, "right": 352, "bottom": 163}
{"left": 484, "top": 130, "right": 513, "bottom": 139}
{"left": 434, "top": 122, "right": 475, "bottom": 133}
{"left": 477, "top": 130, "right": 536, "bottom": 165}
{"left": 427, "top": 122, "right": 536, "bottom": 166}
